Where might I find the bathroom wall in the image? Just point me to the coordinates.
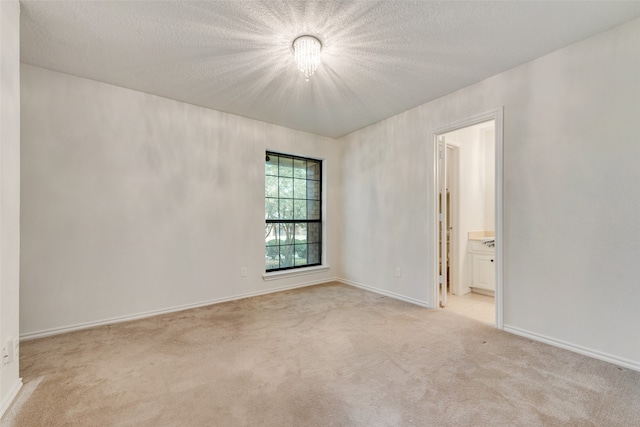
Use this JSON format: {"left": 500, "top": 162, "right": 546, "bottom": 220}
{"left": 483, "top": 127, "right": 496, "bottom": 230}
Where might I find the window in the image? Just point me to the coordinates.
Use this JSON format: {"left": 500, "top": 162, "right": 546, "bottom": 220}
{"left": 265, "top": 152, "right": 321, "bottom": 272}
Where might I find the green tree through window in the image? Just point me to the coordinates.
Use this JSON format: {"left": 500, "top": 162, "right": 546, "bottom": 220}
{"left": 265, "top": 152, "right": 321, "bottom": 271}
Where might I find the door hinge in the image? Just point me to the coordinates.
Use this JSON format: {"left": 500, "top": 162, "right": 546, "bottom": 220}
{"left": 438, "top": 275, "right": 444, "bottom": 284}
{"left": 438, "top": 213, "right": 444, "bottom": 221}
{"left": 438, "top": 150, "right": 444, "bottom": 159}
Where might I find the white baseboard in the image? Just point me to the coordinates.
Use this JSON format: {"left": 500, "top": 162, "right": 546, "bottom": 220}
{"left": 504, "top": 325, "right": 640, "bottom": 372}
{"left": 336, "top": 279, "right": 640, "bottom": 372}
{"left": 0, "top": 377, "right": 22, "bottom": 420}
{"left": 20, "top": 277, "right": 340, "bottom": 341}
{"left": 337, "top": 278, "right": 431, "bottom": 308}
{"left": 23, "top": 278, "right": 636, "bottom": 373}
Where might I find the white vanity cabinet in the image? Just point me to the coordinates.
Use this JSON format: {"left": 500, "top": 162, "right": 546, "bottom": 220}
{"left": 468, "top": 240, "right": 495, "bottom": 292}
{"left": 472, "top": 254, "right": 495, "bottom": 291}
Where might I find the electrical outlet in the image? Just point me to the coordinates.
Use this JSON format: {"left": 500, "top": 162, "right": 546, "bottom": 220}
{"left": 241, "top": 267, "right": 247, "bottom": 277}
{"left": 395, "top": 267, "right": 402, "bottom": 278}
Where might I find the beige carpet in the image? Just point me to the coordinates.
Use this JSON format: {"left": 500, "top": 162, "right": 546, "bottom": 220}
{"left": 5, "top": 282, "right": 640, "bottom": 426}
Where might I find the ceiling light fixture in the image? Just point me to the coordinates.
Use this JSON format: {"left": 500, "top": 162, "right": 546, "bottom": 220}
{"left": 292, "top": 35, "right": 322, "bottom": 81}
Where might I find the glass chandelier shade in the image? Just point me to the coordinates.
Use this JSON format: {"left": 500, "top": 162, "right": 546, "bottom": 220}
{"left": 292, "top": 35, "right": 322, "bottom": 81}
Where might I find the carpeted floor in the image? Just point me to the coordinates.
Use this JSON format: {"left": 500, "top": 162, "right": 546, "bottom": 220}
{"left": 5, "top": 282, "right": 640, "bottom": 426}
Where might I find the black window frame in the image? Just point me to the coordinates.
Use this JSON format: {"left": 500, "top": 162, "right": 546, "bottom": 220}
{"left": 265, "top": 151, "right": 322, "bottom": 272}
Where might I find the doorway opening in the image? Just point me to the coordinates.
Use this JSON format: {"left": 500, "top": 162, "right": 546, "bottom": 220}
{"left": 433, "top": 110, "right": 503, "bottom": 328}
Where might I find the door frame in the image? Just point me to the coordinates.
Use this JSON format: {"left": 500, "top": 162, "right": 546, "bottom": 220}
{"left": 432, "top": 108, "right": 504, "bottom": 329}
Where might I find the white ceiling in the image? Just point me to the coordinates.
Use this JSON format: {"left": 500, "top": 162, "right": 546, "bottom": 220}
{"left": 19, "top": 1, "right": 640, "bottom": 138}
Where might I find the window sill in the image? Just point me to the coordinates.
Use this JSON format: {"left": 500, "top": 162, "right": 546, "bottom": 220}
{"left": 262, "top": 265, "right": 330, "bottom": 281}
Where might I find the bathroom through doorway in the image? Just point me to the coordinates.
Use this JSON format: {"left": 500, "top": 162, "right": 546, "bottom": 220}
{"left": 433, "top": 110, "right": 503, "bottom": 327}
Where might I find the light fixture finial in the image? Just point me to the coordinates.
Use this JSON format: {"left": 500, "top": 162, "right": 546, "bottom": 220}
{"left": 292, "top": 35, "right": 322, "bottom": 81}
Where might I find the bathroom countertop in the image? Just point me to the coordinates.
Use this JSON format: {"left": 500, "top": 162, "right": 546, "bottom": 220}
{"left": 468, "top": 231, "right": 495, "bottom": 241}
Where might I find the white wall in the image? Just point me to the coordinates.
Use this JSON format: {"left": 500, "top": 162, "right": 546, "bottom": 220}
{"left": 340, "top": 17, "right": 640, "bottom": 368}
{"left": 483, "top": 127, "right": 495, "bottom": 229}
{"left": 0, "top": 0, "right": 23, "bottom": 415}
{"left": 20, "top": 64, "right": 341, "bottom": 337}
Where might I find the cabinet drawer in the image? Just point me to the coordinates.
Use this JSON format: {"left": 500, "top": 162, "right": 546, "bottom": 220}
{"left": 468, "top": 240, "right": 495, "bottom": 254}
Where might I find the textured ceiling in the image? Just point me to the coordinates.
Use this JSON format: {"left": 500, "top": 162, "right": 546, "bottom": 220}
{"left": 20, "top": 1, "right": 640, "bottom": 138}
